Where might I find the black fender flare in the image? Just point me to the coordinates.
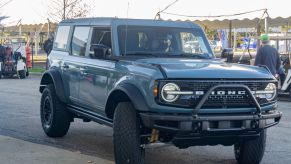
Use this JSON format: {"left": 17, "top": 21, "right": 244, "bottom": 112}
{"left": 39, "top": 69, "right": 68, "bottom": 103}
{"left": 109, "top": 83, "right": 150, "bottom": 112}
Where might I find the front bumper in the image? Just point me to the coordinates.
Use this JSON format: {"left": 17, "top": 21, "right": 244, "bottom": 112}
{"left": 140, "top": 109, "right": 282, "bottom": 132}
{"left": 140, "top": 109, "right": 281, "bottom": 147}
{"left": 142, "top": 83, "right": 282, "bottom": 147}
{"left": 142, "top": 84, "right": 282, "bottom": 133}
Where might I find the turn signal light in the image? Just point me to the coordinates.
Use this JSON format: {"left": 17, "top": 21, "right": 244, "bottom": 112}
{"left": 153, "top": 86, "right": 158, "bottom": 97}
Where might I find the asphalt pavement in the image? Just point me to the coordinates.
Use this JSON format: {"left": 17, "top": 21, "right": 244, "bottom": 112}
{"left": 0, "top": 75, "right": 290, "bottom": 164}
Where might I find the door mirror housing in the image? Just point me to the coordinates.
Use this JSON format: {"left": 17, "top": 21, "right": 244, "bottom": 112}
{"left": 90, "top": 44, "right": 110, "bottom": 59}
{"left": 221, "top": 48, "right": 234, "bottom": 62}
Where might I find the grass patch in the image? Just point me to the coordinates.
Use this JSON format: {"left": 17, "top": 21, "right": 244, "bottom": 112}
{"left": 28, "top": 68, "right": 46, "bottom": 73}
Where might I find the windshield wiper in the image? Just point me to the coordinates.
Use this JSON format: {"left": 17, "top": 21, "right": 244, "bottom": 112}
{"left": 122, "top": 52, "right": 163, "bottom": 57}
{"left": 122, "top": 52, "right": 210, "bottom": 59}
{"left": 176, "top": 53, "right": 210, "bottom": 59}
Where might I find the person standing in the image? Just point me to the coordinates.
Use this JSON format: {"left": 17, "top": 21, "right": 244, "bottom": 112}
{"left": 44, "top": 35, "right": 54, "bottom": 56}
{"left": 254, "top": 34, "right": 281, "bottom": 78}
{"left": 43, "top": 35, "right": 54, "bottom": 69}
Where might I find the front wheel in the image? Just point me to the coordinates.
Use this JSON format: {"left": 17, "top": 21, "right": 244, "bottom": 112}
{"left": 18, "top": 70, "right": 26, "bottom": 79}
{"left": 234, "top": 130, "right": 266, "bottom": 164}
{"left": 40, "top": 84, "right": 71, "bottom": 137}
{"left": 113, "top": 102, "right": 145, "bottom": 164}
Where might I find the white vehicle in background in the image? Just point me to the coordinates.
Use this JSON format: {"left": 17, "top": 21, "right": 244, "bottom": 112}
{"left": 209, "top": 40, "right": 222, "bottom": 52}
{"left": 0, "top": 37, "right": 29, "bottom": 79}
{"left": 183, "top": 40, "right": 202, "bottom": 53}
{"left": 10, "top": 37, "right": 27, "bottom": 58}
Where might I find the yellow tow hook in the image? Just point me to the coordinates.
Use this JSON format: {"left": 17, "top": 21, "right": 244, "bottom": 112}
{"left": 149, "top": 129, "right": 159, "bottom": 143}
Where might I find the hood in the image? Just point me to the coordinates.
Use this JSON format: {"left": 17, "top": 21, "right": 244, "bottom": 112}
{"left": 134, "top": 58, "right": 274, "bottom": 79}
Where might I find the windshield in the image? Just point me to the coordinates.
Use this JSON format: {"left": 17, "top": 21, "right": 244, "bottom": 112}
{"left": 117, "top": 26, "right": 213, "bottom": 58}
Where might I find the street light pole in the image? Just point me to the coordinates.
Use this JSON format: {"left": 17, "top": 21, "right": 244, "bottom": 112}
{"left": 265, "top": 17, "right": 269, "bottom": 34}
{"left": 16, "top": 19, "right": 22, "bottom": 37}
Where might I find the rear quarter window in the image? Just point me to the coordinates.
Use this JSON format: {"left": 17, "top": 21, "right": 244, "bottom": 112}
{"left": 54, "top": 26, "right": 71, "bottom": 50}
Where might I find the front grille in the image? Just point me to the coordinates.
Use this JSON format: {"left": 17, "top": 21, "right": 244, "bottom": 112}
{"left": 180, "top": 81, "right": 267, "bottom": 91}
{"left": 158, "top": 80, "right": 274, "bottom": 109}
{"left": 199, "top": 87, "right": 253, "bottom": 108}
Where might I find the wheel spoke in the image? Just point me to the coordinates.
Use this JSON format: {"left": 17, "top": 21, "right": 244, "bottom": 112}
{"left": 43, "top": 97, "right": 53, "bottom": 126}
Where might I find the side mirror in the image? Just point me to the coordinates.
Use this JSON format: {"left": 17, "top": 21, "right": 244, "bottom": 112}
{"left": 93, "top": 47, "right": 106, "bottom": 59}
{"left": 90, "top": 44, "right": 108, "bottom": 59}
{"left": 221, "top": 48, "right": 234, "bottom": 62}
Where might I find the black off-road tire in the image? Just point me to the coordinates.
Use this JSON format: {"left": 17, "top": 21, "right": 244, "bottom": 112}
{"left": 113, "top": 102, "right": 145, "bottom": 164}
{"left": 40, "top": 84, "right": 71, "bottom": 137}
{"left": 234, "top": 130, "right": 267, "bottom": 164}
{"left": 18, "top": 70, "right": 26, "bottom": 79}
{"left": 0, "top": 72, "right": 2, "bottom": 79}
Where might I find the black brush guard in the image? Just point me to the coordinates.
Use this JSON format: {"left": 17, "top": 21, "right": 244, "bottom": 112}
{"left": 141, "top": 84, "right": 282, "bottom": 134}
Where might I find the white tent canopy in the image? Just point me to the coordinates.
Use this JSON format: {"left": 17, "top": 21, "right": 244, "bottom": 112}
{"left": 193, "top": 16, "right": 291, "bottom": 29}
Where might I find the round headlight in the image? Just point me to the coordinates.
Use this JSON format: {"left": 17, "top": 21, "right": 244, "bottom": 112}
{"left": 161, "top": 83, "right": 180, "bottom": 102}
{"left": 264, "top": 83, "right": 277, "bottom": 101}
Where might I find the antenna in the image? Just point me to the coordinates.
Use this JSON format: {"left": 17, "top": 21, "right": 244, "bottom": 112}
{"left": 16, "top": 19, "right": 22, "bottom": 37}
{"left": 0, "top": 0, "right": 13, "bottom": 9}
{"left": 154, "top": 0, "right": 179, "bottom": 20}
{"left": 123, "top": 2, "right": 130, "bottom": 56}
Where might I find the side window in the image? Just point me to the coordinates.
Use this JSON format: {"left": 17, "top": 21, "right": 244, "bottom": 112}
{"left": 89, "top": 27, "right": 112, "bottom": 58}
{"left": 54, "top": 26, "right": 70, "bottom": 50}
{"left": 71, "top": 26, "right": 90, "bottom": 57}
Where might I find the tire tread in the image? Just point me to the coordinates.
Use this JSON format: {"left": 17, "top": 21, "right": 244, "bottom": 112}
{"left": 235, "top": 130, "right": 266, "bottom": 164}
{"left": 113, "top": 102, "right": 144, "bottom": 164}
{"left": 40, "top": 84, "right": 70, "bottom": 137}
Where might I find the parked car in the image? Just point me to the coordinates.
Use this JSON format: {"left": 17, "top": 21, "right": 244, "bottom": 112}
{"left": 183, "top": 40, "right": 202, "bottom": 53}
{"left": 39, "top": 18, "right": 282, "bottom": 164}
{"left": 0, "top": 43, "right": 28, "bottom": 79}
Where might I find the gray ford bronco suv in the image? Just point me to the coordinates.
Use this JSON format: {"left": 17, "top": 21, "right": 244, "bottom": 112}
{"left": 39, "top": 18, "right": 282, "bottom": 164}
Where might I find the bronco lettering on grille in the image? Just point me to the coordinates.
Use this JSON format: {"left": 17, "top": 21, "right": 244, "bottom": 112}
{"left": 194, "top": 91, "right": 246, "bottom": 95}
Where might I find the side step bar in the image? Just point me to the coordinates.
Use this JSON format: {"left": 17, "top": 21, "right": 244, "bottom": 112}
{"left": 67, "top": 105, "right": 113, "bottom": 127}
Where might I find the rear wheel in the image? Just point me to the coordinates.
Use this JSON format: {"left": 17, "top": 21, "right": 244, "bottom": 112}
{"left": 113, "top": 102, "right": 145, "bottom": 164}
{"left": 18, "top": 70, "right": 26, "bottom": 79}
{"left": 234, "top": 130, "right": 266, "bottom": 164}
{"left": 40, "top": 84, "right": 71, "bottom": 137}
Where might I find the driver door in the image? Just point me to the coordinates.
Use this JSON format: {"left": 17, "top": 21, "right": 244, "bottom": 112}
{"left": 78, "top": 27, "right": 113, "bottom": 113}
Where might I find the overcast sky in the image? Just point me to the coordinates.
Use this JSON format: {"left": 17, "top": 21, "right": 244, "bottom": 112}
{"left": 0, "top": 0, "right": 290, "bottom": 25}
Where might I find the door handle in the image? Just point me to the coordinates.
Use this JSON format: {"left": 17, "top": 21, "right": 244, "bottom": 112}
{"left": 81, "top": 72, "right": 89, "bottom": 76}
{"left": 80, "top": 68, "right": 88, "bottom": 76}
{"left": 63, "top": 64, "right": 69, "bottom": 69}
